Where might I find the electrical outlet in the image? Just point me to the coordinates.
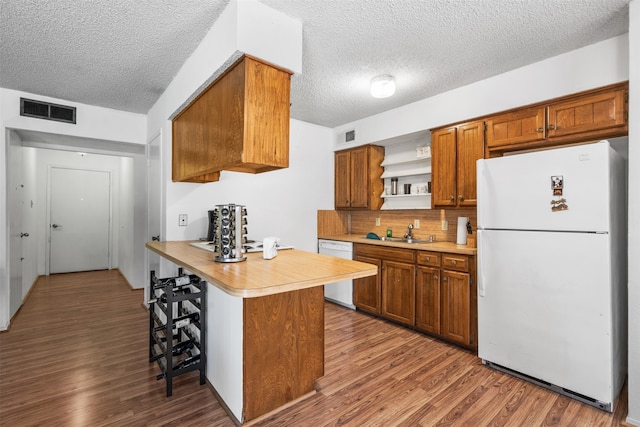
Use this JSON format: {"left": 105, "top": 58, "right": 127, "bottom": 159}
{"left": 414, "top": 219, "right": 420, "bottom": 229}
{"left": 441, "top": 220, "right": 448, "bottom": 231}
{"left": 375, "top": 217, "right": 381, "bottom": 226}
{"left": 179, "top": 214, "right": 188, "bottom": 226}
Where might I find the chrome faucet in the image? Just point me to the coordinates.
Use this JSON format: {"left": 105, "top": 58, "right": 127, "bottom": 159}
{"left": 404, "top": 224, "right": 414, "bottom": 240}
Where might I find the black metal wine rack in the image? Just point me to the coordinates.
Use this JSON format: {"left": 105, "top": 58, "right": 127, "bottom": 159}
{"left": 148, "top": 269, "right": 206, "bottom": 397}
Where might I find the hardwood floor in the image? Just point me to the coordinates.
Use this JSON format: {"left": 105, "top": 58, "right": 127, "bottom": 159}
{"left": 0, "top": 270, "right": 629, "bottom": 426}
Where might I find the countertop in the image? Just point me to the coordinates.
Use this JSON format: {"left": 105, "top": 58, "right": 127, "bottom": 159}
{"left": 146, "top": 241, "right": 378, "bottom": 298}
{"left": 318, "top": 234, "right": 477, "bottom": 255}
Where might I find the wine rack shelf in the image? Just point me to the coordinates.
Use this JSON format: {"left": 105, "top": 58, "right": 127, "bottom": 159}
{"left": 148, "top": 269, "right": 207, "bottom": 397}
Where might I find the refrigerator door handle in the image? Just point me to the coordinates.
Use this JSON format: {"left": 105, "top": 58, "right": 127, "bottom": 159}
{"left": 478, "top": 232, "right": 485, "bottom": 297}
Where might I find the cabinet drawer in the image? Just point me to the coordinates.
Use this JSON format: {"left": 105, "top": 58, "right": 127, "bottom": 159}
{"left": 416, "top": 251, "right": 441, "bottom": 267}
{"left": 442, "top": 254, "right": 469, "bottom": 272}
{"left": 354, "top": 244, "right": 415, "bottom": 263}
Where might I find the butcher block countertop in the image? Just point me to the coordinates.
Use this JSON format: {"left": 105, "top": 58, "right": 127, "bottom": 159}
{"left": 318, "top": 234, "right": 477, "bottom": 255}
{"left": 146, "top": 240, "right": 377, "bottom": 298}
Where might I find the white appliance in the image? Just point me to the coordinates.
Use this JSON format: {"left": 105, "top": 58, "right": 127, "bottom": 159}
{"left": 476, "top": 141, "right": 627, "bottom": 412}
{"left": 318, "top": 239, "right": 355, "bottom": 309}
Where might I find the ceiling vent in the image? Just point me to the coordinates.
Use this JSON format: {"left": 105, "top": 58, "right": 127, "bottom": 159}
{"left": 345, "top": 130, "right": 355, "bottom": 143}
{"left": 20, "top": 98, "right": 76, "bottom": 124}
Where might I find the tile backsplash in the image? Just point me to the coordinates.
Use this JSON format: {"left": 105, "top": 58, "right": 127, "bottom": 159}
{"left": 318, "top": 209, "right": 477, "bottom": 243}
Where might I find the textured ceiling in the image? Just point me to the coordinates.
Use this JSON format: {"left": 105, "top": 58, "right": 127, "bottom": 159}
{"left": 0, "top": 0, "right": 630, "bottom": 128}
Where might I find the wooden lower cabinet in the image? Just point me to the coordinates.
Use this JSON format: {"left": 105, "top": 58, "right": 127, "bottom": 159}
{"left": 381, "top": 260, "right": 415, "bottom": 326}
{"left": 353, "top": 255, "right": 382, "bottom": 314}
{"left": 354, "top": 244, "right": 477, "bottom": 349}
{"left": 415, "top": 251, "right": 477, "bottom": 348}
{"left": 441, "top": 270, "right": 472, "bottom": 346}
{"left": 415, "top": 266, "right": 440, "bottom": 335}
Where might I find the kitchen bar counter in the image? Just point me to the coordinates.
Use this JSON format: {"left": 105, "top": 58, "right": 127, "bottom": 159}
{"left": 318, "top": 233, "right": 477, "bottom": 255}
{"left": 145, "top": 240, "right": 377, "bottom": 424}
{"left": 146, "top": 240, "right": 377, "bottom": 297}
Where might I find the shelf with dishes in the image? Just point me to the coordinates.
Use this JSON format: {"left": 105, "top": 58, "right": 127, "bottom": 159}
{"left": 379, "top": 138, "right": 432, "bottom": 210}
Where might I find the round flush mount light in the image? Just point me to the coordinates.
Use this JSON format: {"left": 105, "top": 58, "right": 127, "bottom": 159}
{"left": 370, "top": 75, "right": 396, "bottom": 98}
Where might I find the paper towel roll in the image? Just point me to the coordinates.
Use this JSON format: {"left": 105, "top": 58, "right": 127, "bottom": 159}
{"left": 456, "top": 217, "right": 469, "bottom": 245}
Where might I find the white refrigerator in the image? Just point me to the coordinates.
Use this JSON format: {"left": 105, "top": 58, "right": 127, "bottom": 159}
{"left": 476, "top": 141, "right": 627, "bottom": 412}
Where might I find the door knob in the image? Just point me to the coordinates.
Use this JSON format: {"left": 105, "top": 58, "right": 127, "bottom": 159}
{"left": 51, "top": 224, "right": 61, "bottom": 229}
{"left": 20, "top": 232, "right": 29, "bottom": 238}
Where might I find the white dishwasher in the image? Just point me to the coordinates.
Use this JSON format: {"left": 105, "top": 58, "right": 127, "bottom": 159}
{"left": 318, "top": 239, "right": 355, "bottom": 309}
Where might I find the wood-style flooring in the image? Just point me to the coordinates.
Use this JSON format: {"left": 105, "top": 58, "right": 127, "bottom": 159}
{"left": 0, "top": 270, "right": 629, "bottom": 426}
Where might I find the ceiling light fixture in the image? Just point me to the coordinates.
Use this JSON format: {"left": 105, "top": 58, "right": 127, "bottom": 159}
{"left": 370, "top": 75, "right": 396, "bottom": 98}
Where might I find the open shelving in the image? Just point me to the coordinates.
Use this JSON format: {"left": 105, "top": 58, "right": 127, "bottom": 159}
{"left": 380, "top": 139, "right": 432, "bottom": 210}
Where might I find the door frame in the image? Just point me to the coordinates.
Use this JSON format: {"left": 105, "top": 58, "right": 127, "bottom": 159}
{"left": 145, "top": 130, "right": 163, "bottom": 306}
{"left": 45, "top": 165, "right": 114, "bottom": 275}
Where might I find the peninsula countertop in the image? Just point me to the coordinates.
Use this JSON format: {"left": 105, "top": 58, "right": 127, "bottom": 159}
{"left": 146, "top": 240, "right": 378, "bottom": 298}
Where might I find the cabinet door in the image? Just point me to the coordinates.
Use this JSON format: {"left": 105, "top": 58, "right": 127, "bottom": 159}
{"left": 415, "top": 266, "right": 440, "bottom": 335}
{"left": 349, "top": 146, "right": 370, "bottom": 209}
{"left": 353, "top": 255, "right": 381, "bottom": 314}
{"left": 441, "top": 270, "right": 471, "bottom": 345}
{"left": 334, "top": 150, "right": 351, "bottom": 209}
{"left": 431, "top": 127, "right": 457, "bottom": 208}
{"left": 381, "top": 260, "right": 415, "bottom": 326}
{"left": 486, "top": 107, "right": 546, "bottom": 149}
{"left": 456, "top": 121, "right": 485, "bottom": 207}
{"left": 547, "top": 87, "right": 627, "bottom": 140}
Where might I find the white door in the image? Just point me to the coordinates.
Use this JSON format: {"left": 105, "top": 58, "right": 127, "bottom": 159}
{"left": 147, "top": 134, "right": 162, "bottom": 292}
{"left": 49, "top": 167, "right": 111, "bottom": 273}
{"left": 8, "top": 139, "right": 24, "bottom": 318}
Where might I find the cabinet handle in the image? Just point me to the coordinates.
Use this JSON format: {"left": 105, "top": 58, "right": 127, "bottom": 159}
{"left": 458, "top": 195, "right": 464, "bottom": 201}
{"left": 536, "top": 127, "right": 544, "bottom": 132}
{"left": 450, "top": 260, "right": 457, "bottom": 265}
{"left": 434, "top": 275, "right": 439, "bottom": 280}
{"left": 424, "top": 256, "right": 430, "bottom": 262}
{"left": 443, "top": 277, "right": 448, "bottom": 282}
{"left": 548, "top": 124, "right": 556, "bottom": 130}
{"left": 449, "top": 195, "right": 455, "bottom": 202}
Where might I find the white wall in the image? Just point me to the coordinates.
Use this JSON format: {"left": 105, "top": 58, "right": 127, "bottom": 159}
{"left": 627, "top": 1, "right": 639, "bottom": 424}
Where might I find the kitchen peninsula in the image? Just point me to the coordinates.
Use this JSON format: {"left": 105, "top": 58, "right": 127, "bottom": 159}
{"left": 145, "top": 241, "right": 377, "bottom": 424}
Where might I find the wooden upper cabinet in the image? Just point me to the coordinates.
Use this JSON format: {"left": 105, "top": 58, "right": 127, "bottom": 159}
{"left": 334, "top": 145, "right": 384, "bottom": 210}
{"left": 431, "top": 120, "right": 484, "bottom": 208}
{"left": 486, "top": 107, "right": 546, "bottom": 149}
{"left": 334, "top": 151, "right": 351, "bottom": 209}
{"left": 486, "top": 82, "right": 628, "bottom": 155}
{"left": 547, "top": 86, "right": 627, "bottom": 140}
{"left": 456, "top": 121, "right": 485, "bottom": 207}
{"left": 431, "top": 127, "right": 457, "bottom": 207}
{"left": 172, "top": 55, "right": 292, "bottom": 183}
{"left": 349, "top": 147, "right": 370, "bottom": 208}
